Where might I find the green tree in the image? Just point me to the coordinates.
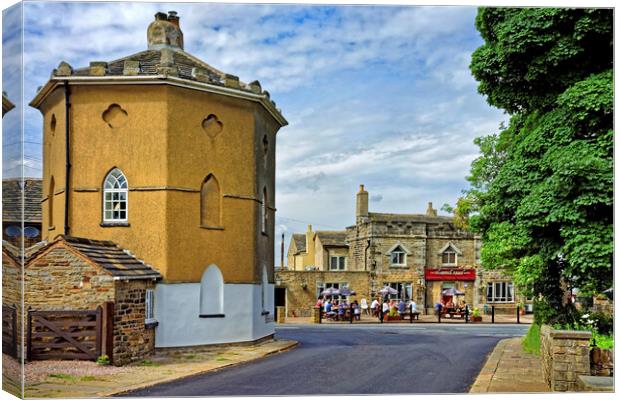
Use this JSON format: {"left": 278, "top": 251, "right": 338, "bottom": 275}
{"left": 467, "top": 8, "right": 613, "bottom": 324}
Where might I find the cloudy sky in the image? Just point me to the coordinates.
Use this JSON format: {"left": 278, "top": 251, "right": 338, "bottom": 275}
{"left": 2, "top": 1, "right": 507, "bottom": 262}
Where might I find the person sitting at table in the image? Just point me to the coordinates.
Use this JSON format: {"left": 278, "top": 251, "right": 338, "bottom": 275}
{"left": 397, "top": 299, "right": 407, "bottom": 316}
{"left": 382, "top": 299, "right": 390, "bottom": 317}
{"left": 315, "top": 297, "right": 323, "bottom": 309}
{"left": 337, "top": 303, "right": 346, "bottom": 320}
{"left": 371, "top": 298, "right": 380, "bottom": 317}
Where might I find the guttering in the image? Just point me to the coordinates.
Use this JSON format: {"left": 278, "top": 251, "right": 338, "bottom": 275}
{"left": 113, "top": 275, "right": 162, "bottom": 281}
{"left": 63, "top": 81, "right": 71, "bottom": 235}
{"left": 29, "top": 75, "right": 288, "bottom": 127}
{"left": 364, "top": 239, "right": 371, "bottom": 271}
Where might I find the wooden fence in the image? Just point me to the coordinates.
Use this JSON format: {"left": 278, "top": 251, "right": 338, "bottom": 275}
{"left": 27, "top": 308, "right": 102, "bottom": 361}
{"left": 2, "top": 304, "right": 18, "bottom": 358}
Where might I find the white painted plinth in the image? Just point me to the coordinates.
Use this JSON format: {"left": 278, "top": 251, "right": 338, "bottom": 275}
{"left": 153, "top": 282, "right": 275, "bottom": 347}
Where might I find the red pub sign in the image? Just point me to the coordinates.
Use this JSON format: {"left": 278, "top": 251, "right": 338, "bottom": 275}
{"left": 425, "top": 268, "right": 476, "bottom": 281}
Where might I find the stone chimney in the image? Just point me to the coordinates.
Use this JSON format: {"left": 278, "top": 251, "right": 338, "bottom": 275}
{"left": 356, "top": 184, "right": 369, "bottom": 220}
{"left": 147, "top": 11, "right": 184, "bottom": 50}
{"left": 426, "top": 202, "right": 437, "bottom": 217}
{"left": 305, "top": 225, "right": 314, "bottom": 255}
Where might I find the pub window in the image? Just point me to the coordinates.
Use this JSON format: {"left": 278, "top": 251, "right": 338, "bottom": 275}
{"left": 442, "top": 249, "right": 457, "bottom": 265}
{"left": 103, "top": 168, "right": 128, "bottom": 222}
{"left": 486, "top": 282, "right": 514, "bottom": 303}
{"left": 390, "top": 246, "right": 406, "bottom": 266}
{"left": 330, "top": 256, "right": 346, "bottom": 271}
{"left": 201, "top": 174, "right": 221, "bottom": 227}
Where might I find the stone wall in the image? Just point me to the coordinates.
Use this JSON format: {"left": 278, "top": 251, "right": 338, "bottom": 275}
{"left": 540, "top": 325, "right": 592, "bottom": 391}
{"left": 590, "top": 347, "right": 614, "bottom": 377}
{"left": 26, "top": 245, "right": 116, "bottom": 309}
{"left": 275, "top": 270, "right": 370, "bottom": 317}
{"left": 113, "top": 280, "right": 156, "bottom": 366}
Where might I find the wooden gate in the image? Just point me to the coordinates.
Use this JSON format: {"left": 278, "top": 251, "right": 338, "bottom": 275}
{"left": 2, "top": 304, "right": 18, "bottom": 358}
{"left": 27, "top": 308, "right": 102, "bottom": 361}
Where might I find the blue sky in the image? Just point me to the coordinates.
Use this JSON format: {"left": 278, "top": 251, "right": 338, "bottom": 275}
{"left": 2, "top": 2, "right": 507, "bottom": 262}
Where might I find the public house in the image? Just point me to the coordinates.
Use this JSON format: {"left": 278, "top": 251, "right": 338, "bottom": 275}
{"left": 278, "top": 185, "right": 524, "bottom": 316}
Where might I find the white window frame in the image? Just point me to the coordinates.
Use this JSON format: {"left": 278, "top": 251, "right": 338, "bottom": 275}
{"left": 390, "top": 247, "right": 407, "bottom": 267}
{"left": 329, "top": 255, "right": 346, "bottom": 271}
{"left": 486, "top": 281, "right": 515, "bottom": 303}
{"left": 442, "top": 249, "right": 457, "bottom": 266}
{"left": 103, "top": 168, "right": 128, "bottom": 223}
{"left": 145, "top": 288, "right": 156, "bottom": 323}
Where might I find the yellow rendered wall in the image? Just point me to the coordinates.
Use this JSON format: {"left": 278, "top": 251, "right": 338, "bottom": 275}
{"left": 38, "top": 83, "right": 282, "bottom": 284}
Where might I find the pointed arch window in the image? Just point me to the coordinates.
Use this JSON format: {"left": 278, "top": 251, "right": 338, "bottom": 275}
{"left": 201, "top": 175, "right": 221, "bottom": 227}
{"left": 48, "top": 176, "right": 55, "bottom": 228}
{"left": 103, "top": 168, "right": 128, "bottom": 222}
{"left": 199, "top": 264, "right": 225, "bottom": 317}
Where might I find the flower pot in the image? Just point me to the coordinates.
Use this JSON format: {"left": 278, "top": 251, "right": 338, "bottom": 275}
{"left": 471, "top": 316, "right": 482, "bottom": 322}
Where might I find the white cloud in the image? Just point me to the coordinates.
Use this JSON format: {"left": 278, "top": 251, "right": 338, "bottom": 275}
{"left": 3, "top": 3, "right": 508, "bottom": 260}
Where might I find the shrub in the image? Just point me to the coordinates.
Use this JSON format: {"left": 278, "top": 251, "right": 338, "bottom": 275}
{"left": 96, "top": 355, "right": 110, "bottom": 366}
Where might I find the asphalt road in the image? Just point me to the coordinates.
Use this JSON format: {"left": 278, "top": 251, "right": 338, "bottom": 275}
{"left": 123, "top": 324, "right": 529, "bottom": 396}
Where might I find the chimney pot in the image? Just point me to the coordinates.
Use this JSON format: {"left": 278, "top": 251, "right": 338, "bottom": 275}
{"left": 360, "top": 184, "right": 365, "bottom": 192}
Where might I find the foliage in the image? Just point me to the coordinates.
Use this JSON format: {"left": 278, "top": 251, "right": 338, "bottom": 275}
{"left": 96, "top": 355, "right": 110, "bottom": 366}
{"left": 471, "top": 8, "right": 613, "bottom": 114}
{"left": 553, "top": 311, "right": 614, "bottom": 349}
{"left": 522, "top": 323, "right": 541, "bottom": 355}
{"left": 592, "top": 332, "right": 614, "bottom": 350}
{"left": 472, "top": 308, "right": 481, "bottom": 318}
{"left": 467, "top": 8, "right": 613, "bottom": 325}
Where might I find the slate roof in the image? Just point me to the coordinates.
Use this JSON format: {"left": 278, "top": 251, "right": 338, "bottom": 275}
{"left": 316, "top": 231, "right": 348, "bottom": 247}
{"left": 29, "top": 236, "right": 162, "bottom": 279}
{"left": 72, "top": 48, "right": 230, "bottom": 88}
{"left": 2, "top": 178, "right": 42, "bottom": 224}
{"left": 368, "top": 212, "right": 454, "bottom": 224}
{"left": 292, "top": 234, "right": 306, "bottom": 253}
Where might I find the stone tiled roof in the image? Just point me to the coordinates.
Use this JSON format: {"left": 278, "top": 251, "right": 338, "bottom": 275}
{"left": 2, "top": 178, "right": 42, "bottom": 223}
{"left": 72, "top": 48, "right": 229, "bottom": 88}
{"left": 29, "top": 236, "right": 162, "bottom": 279}
{"left": 292, "top": 234, "right": 306, "bottom": 253}
{"left": 316, "top": 231, "right": 348, "bottom": 247}
{"left": 368, "top": 212, "right": 453, "bottom": 224}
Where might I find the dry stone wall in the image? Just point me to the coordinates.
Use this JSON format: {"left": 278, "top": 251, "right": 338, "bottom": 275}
{"left": 540, "top": 325, "right": 592, "bottom": 391}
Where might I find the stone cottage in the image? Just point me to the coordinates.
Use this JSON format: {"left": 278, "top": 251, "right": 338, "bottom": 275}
{"left": 3, "top": 236, "right": 161, "bottom": 365}
{"left": 22, "top": 11, "right": 286, "bottom": 354}
{"left": 278, "top": 185, "right": 523, "bottom": 316}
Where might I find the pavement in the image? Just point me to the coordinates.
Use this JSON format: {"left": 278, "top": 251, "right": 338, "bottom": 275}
{"left": 469, "top": 336, "right": 550, "bottom": 393}
{"left": 12, "top": 338, "right": 297, "bottom": 398}
{"left": 123, "top": 324, "right": 529, "bottom": 396}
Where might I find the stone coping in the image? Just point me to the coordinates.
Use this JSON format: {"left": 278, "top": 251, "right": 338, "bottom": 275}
{"left": 549, "top": 329, "right": 592, "bottom": 340}
{"left": 577, "top": 375, "right": 614, "bottom": 392}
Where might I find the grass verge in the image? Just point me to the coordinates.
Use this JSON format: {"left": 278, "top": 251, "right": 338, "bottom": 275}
{"left": 522, "top": 323, "right": 541, "bottom": 355}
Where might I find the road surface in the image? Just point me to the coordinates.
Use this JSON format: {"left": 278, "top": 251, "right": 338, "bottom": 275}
{"left": 122, "top": 324, "right": 528, "bottom": 396}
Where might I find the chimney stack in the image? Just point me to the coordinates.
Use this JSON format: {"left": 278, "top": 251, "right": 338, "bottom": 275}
{"left": 426, "top": 202, "right": 437, "bottom": 217}
{"left": 147, "top": 11, "right": 184, "bottom": 50}
{"left": 356, "top": 184, "right": 369, "bottom": 220}
{"left": 305, "top": 225, "right": 314, "bottom": 256}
